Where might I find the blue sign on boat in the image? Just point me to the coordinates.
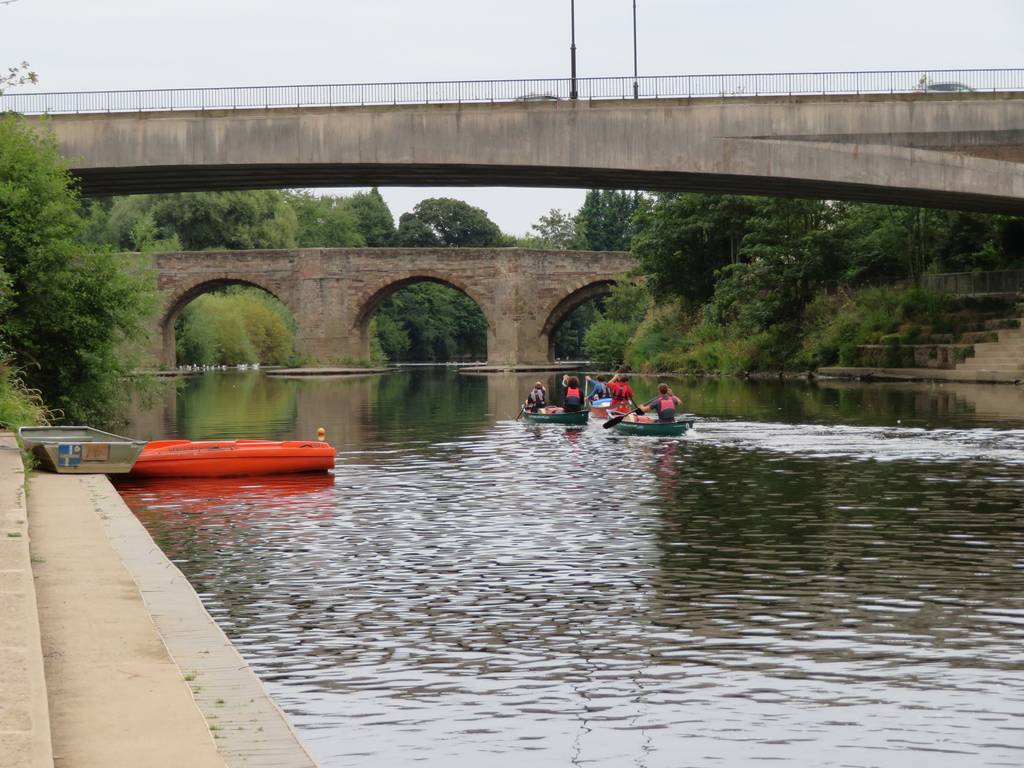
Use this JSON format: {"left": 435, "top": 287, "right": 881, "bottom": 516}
{"left": 57, "top": 443, "right": 82, "bottom": 468}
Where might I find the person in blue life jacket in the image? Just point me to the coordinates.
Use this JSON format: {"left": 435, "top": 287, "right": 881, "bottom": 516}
{"left": 640, "top": 383, "right": 682, "bottom": 422}
{"left": 585, "top": 374, "right": 609, "bottom": 401}
{"left": 561, "top": 375, "right": 583, "bottom": 412}
{"left": 524, "top": 381, "right": 547, "bottom": 413}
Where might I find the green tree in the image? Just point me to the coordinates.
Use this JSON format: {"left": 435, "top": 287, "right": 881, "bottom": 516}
{"left": 576, "top": 190, "right": 642, "bottom": 251}
{"left": 632, "top": 193, "right": 757, "bottom": 303}
{"left": 150, "top": 191, "right": 298, "bottom": 250}
{"left": 393, "top": 198, "right": 503, "bottom": 247}
{"left": 286, "top": 191, "right": 365, "bottom": 247}
{"left": 0, "top": 115, "right": 158, "bottom": 424}
{"left": 176, "top": 287, "right": 296, "bottom": 366}
{"left": 345, "top": 188, "right": 395, "bottom": 246}
{"left": 373, "top": 282, "right": 488, "bottom": 362}
{"left": 528, "top": 208, "right": 582, "bottom": 250}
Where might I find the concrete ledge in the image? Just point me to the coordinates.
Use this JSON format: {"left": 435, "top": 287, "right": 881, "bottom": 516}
{"left": 0, "top": 435, "right": 53, "bottom": 768}
{"left": 29, "top": 471, "right": 318, "bottom": 767}
{"left": 818, "top": 366, "right": 1024, "bottom": 384}
{"left": 264, "top": 366, "right": 394, "bottom": 377}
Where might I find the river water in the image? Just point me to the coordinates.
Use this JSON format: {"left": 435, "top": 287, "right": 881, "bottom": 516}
{"left": 114, "top": 370, "right": 1024, "bottom": 767}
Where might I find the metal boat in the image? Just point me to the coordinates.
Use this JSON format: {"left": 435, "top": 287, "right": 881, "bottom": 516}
{"left": 17, "top": 426, "right": 148, "bottom": 474}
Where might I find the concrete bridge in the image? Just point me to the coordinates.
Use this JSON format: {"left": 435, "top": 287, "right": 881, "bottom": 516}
{"left": 20, "top": 87, "right": 1024, "bottom": 214}
{"left": 150, "top": 248, "right": 635, "bottom": 368}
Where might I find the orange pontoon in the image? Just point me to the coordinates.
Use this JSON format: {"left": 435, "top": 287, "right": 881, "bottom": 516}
{"left": 129, "top": 439, "right": 336, "bottom": 478}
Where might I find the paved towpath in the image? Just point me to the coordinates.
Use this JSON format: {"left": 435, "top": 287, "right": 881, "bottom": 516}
{"left": 28, "top": 468, "right": 318, "bottom": 767}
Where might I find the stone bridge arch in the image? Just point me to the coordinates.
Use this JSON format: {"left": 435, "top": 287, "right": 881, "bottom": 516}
{"left": 147, "top": 248, "right": 637, "bottom": 369}
{"left": 350, "top": 271, "right": 497, "bottom": 362}
{"left": 538, "top": 279, "right": 621, "bottom": 360}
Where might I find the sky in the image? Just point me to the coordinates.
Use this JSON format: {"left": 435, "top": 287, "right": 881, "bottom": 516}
{"left": 6, "top": 0, "right": 1023, "bottom": 235}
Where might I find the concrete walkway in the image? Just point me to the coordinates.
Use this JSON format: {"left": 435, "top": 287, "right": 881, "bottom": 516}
{"left": 0, "top": 436, "right": 52, "bottom": 768}
{"left": 24, "top": 459, "right": 318, "bottom": 766}
{"left": 818, "top": 366, "right": 1023, "bottom": 384}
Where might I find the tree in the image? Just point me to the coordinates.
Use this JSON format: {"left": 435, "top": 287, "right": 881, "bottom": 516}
{"left": 632, "top": 193, "right": 758, "bottom": 303}
{"left": 0, "top": 115, "right": 158, "bottom": 424}
{"left": 528, "top": 208, "right": 582, "bottom": 250}
{"left": 393, "top": 198, "right": 503, "bottom": 247}
{"left": 286, "top": 191, "right": 365, "bottom": 247}
{"left": 149, "top": 191, "right": 298, "bottom": 250}
{"left": 576, "top": 190, "right": 643, "bottom": 251}
{"left": 344, "top": 188, "right": 395, "bottom": 246}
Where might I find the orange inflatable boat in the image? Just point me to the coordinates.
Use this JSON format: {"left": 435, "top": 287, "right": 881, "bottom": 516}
{"left": 128, "top": 439, "right": 336, "bottom": 478}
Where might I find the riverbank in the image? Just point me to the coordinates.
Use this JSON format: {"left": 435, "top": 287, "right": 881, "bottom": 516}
{"left": 0, "top": 433, "right": 320, "bottom": 768}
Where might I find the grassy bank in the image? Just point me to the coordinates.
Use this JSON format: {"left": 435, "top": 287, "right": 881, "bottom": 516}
{"left": 0, "top": 362, "right": 51, "bottom": 429}
{"left": 598, "top": 285, "right": 1017, "bottom": 375}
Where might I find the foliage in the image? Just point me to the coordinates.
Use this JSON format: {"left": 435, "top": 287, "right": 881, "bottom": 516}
{"left": 575, "top": 190, "right": 643, "bottom": 251}
{"left": 373, "top": 282, "right": 488, "bottom": 362}
{"left": 1, "top": 61, "right": 37, "bottom": 94}
{"left": 0, "top": 115, "right": 159, "bottom": 425}
{"left": 286, "top": 191, "right": 365, "bottom": 247}
{"left": 393, "top": 198, "right": 503, "bottom": 247}
{"left": 632, "top": 193, "right": 756, "bottom": 303}
{"left": 175, "top": 287, "right": 297, "bottom": 366}
{"left": 581, "top": 282, "right": 651, "bottom": 368}
{"left": 0, "top": 360, "right": 51, "bottom": 428}
{"left": 346, "top": 188, "right": 395, "bottom": 246}
{"left": 527, "top": 208, "right": 583, "bottom": 250}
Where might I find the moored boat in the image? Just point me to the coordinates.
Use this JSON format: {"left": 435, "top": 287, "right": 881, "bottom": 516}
{"left": 18, "top": 426, "right": 148, "bottom": 474}
{"left": 129, "top": 439, "right": 336, "bottom": 478}
{"left": 608, "top": 413, "right": 695, "bottom": 437}
{"left": 522, "top": 408, "right": 589, "bottom": 426}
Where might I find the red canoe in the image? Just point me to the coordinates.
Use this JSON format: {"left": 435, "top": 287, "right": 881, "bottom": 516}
{"left": 129, "top": 439, "right": 336, "bottom": 478}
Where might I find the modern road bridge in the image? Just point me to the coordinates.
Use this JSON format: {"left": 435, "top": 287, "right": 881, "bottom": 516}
{"left": 5, "top": 69, "right": 1024, "bottom": 213}
{"left": 150, "top": 248, "right": 635, "bottom": 368}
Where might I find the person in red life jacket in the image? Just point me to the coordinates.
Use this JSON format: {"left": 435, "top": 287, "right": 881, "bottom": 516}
{"left": 641, "top": 383, "right": 682, "bottom": 422}
{"left": 561, "top": 375, "right": 583, "bottom": 412}
{"left": 609, "top": 374, "right": 635, "bottom": 413}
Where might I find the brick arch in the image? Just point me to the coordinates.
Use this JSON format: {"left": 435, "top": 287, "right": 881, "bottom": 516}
{"left": 351, "top": 272, "right": 497, "bottom": 361}
{"left": 536, "top": 277, "right": 626, "bottom": 360}
{"left": 158, "top": 276, "right": 297, "bottom": 368}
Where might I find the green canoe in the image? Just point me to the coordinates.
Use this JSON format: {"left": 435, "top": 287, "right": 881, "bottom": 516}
{"left": 523, "top": 409, "right": 590, "bottom": 426}
{"left": 610, "top": 418, "right": 695, "bottom": 436}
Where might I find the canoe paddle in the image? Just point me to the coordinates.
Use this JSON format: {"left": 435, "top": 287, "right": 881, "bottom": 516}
{"left": 514, "top": 404, "right": 526, "bottom": 421}
{"left": 603, "top": 405, "right": 643, "bottom": 429}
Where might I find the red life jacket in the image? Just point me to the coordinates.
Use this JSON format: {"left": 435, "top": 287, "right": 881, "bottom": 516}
{"left": 656, "top": 394, "right": 676, "bottom": 421}
{"left": 564, "top": 386, "right": 582, "bottom": 408}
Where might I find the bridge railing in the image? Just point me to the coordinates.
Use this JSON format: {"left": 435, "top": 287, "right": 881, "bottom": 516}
{"left": 3, "top": 69, "right": 1023, "bottom": 115}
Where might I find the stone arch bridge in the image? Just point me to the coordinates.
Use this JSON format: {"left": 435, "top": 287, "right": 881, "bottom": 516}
{"left": 152, "top": 248, "right": 636, "bottom": 368}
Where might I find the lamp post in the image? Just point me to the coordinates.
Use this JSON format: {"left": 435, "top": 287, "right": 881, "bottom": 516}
{"left": 632, "top": 0, "right": 639, "bottom": 99}
{"left": 570, "top": 0, "right": 578, "bottom": 100}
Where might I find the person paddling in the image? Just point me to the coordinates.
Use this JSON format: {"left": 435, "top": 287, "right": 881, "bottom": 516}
{"left": 585, "top": 374, "right": 608, "bottom": 401}
{"left": 561, "top": 375, "right": 583, "bottom": 413}
{"left": 640, "top": 383, "right": 682, "bottom": 423}
{"left": 608, "top": 373, "right": 635, "bottom": 413}
{"left": 524, "top": 381, "right": 547, "bottom": 413}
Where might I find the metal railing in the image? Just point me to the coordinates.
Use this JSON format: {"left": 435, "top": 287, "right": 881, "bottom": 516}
{"left": 923, "top": 269, "right": 1024, "bottom": 296}
{"left": 2, "top": 69, "right": 1022, "bottom": 115}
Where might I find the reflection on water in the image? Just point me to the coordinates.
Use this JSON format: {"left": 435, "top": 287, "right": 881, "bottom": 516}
{"left": 116, "top": 371, "right": 1024, "bottom": 767}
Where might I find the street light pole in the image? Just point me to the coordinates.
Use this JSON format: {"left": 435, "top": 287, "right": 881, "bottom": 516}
{"left": 632, "top": 0, "right": 639, "bottom": 99}
{"left": 570, "top": 0, "right": 578, "bottom": 100}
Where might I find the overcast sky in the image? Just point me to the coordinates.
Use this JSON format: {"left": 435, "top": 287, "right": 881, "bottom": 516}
{"left": 7, "top": 0, "right": 1023, "bottom": 234}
